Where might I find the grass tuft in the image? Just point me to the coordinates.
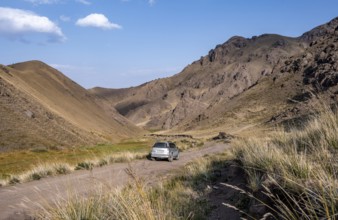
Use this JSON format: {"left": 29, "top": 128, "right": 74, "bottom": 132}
{"left": 9, "top": 176, "right": 20, "bottom": 185}
{"left": 54, "top": 163, "right": 72, "bottom": 175}
{"left": 232, "top": 107, "right": 338, "bottom": 219}
{"left": 75, "top": 161, "right": 94, "bottom": 170}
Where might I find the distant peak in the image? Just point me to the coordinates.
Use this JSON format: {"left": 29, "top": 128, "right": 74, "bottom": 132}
{"left": 8, "top": 60, "right": 55, "bottom": 72}
{"left": 212, "top": 35, "right": 248, "bottom": 51}
{"left": 12, "top": 60, "right": 47, "bottom": 66}
{"left": 300, "top": 16, "right": 338, "bottom": 42}
{"left": 227, "top": 35, "right": 247, "bottom": 42}
{"left": 225, "top": 35, "right": 248, "bottom": 46}
{"left": 328, "top": 16, "right": 338, "bottom": 25}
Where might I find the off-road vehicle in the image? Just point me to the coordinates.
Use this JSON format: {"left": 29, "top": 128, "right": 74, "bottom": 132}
{"left": 150, "top": 141, "right": 179, "bottom": 162}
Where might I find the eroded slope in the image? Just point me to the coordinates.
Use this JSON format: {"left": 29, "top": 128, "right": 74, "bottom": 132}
{"left": 0, "top": 61, "right": 141, "bottom": 151}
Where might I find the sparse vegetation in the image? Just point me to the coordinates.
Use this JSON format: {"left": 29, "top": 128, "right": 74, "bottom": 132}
{"left": 7, "top": 163, "right": 72, "bottom": 184}
{"left": 0, "top": 141, "right": 151, "bottom": 185}
{"left": 5, "top": 107, "right": 338, "bottom": 219}
{"left": 231, "top": 107, "right": 338, "bottom": 219}
{"left": 50, "top": 106, "right": 336, "bottom": 220}
{"left": 75, "top": 161, "right": 94, "bottom": 170}
{"left": 36, "top": 153, "right": 231, "bottom": 219}
{"left": 0, "top": 138, "right": 204, "bottom": 186}
{"left": 175, "top": 138, "right": 204, "bottom": 151}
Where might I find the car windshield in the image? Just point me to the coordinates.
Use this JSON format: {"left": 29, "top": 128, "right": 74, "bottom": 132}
{"left": 153, "top": 142, "right": 168, "bottom": 148}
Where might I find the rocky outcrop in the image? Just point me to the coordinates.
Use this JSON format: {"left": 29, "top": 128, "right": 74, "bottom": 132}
{"left": 300, "top": 17, "right": 338, "bottom": 42}
{"left": 91, "top": 33, "right": 305, "bottom": 130}
{"left": 90, "top": 17, "right": 338, "bottom": 131}
{"left": 280, "top": 20, "right": 338, "bottom": 91}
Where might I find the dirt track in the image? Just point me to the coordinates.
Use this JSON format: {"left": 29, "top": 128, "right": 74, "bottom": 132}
{"left": 0, "top": 142, "right": 228, "bottom": 220}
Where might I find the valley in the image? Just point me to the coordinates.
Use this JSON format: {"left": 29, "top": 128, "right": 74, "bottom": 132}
{"left": 0, "top": 15, "right": 338, "bottom": 220}
{"left": 0, "top": 142, "right": 229, "bottom": 220}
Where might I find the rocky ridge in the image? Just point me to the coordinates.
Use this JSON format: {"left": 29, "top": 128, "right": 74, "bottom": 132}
{"left": 90, "top": 17, "right": 338, "bottom": 134}
{"left": 90, "top": 32, "right": 306, "bottom": 130}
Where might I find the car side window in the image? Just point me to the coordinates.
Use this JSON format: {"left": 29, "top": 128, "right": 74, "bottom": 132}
{"left": 169, "top": 143, "right": 176, "bottom": 148}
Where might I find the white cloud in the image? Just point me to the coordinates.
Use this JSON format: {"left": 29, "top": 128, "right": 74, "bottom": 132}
{"left": 75, "top": 0, "right": 91, "bottom": 5}
{"left": 0, "top": 7, "right": 66, "bottom": 43}
{"left": 121, "top": 0, "right": 155, "bottom": 5}
{"left": 24, "top": 0, "right": 61, "bottom": 5}
{"left": 60, "top": 15, "right": 71, "bottom": 22}
{"left": 76, "top": 14, "right": 122, "bottom": 30}
{"left": 25, "top": 0, "right": 91, "bottom": 5}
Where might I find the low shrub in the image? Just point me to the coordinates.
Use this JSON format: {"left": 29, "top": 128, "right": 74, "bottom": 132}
{"left": 98, "top": 158, "right": 108, "bottom": 167}
{"left": 54, "top": 163, "right": 72, "bottom": 174}
{"left": 9, "top": 176, "right": 20, "bottom": 185}
{"left": 75, "top": 162, "right": 94, "bottom": 170}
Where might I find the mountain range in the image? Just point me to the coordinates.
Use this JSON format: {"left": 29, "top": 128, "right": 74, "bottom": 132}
{"left": 1, "top": 16, "right": 338, "bottom": 150}
{"left": 90, "top": 17, "right": 338, "bottom": 134}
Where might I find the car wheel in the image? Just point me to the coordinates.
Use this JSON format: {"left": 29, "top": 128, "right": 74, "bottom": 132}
{"left": 175, "top": 153, "right": 179, "bottom": 160}
{"left": 168, "top": 154, "right": 173, "bottom": 162}
{"left": 150, "top": 157, "right": 155, "bottom": 161}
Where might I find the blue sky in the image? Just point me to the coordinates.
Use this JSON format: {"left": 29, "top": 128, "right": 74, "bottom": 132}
{"left": 1, "top": 0, "right": 338, "bottom": 89}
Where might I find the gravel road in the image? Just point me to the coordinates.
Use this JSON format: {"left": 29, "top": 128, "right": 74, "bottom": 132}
{"left": 0, "top": 142, "right": 228, "bottom": 220}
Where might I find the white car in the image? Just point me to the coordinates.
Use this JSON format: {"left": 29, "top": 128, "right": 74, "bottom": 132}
{"left": 150, "top": 141, "right": 180, "bottom": 162}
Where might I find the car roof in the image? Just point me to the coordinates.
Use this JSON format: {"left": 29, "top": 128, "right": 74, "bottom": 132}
{"left": 154, "top": 141, "right": 175, "bottom": 144}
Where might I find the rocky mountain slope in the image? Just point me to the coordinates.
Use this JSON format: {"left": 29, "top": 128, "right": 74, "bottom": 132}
{"left": 90, "top": 33, "right": 305, "bottom": 130}
{"left": 0, "top": 61, "right": 141, "bottom": 151}
{"left": 182, "top": 17, "right": 338, "bottom": 133}
{"left": 90, "top": 17, "right": 338, "bottom": 134}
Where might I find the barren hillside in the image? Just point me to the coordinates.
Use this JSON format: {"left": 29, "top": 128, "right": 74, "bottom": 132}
{"left": 0, "top": 61, "right": 141, "bottom": 151}
{"left": 90, "top": 17, "right": 338, "bottom": 136}
{"left": 89, "top": 34, "right": 305, "bottom": 130}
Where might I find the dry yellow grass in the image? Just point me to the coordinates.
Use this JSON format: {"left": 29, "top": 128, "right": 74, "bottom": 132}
{"left": 0, "top": 138, "right": 203, "bottom": 186}
{"left": 35, "top": 153, "right": 231, "bottom": 219}
{"left": 33, "top": 107, "right": 338, "bottom": 219}
{"left": 3, "top": 151, "right": 149, "bottom": 187}
{"left": 232, "top": 106, "right": 338, "bottom": 219}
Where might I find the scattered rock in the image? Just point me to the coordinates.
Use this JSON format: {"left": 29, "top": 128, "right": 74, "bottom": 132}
{"left": 289, "top": 92, "right": 312, "bottom": 102}
{"left": 147, "top": 134, "right": 193, "bottom": 139}
{"left": 193, "top": 113, "right": 208, "bottom": 123}
{"left": 24, "top": 110, "right": 35, "bottom": 119}
{"left": 212, "top": 132, "right": 234, "bottom": 142}
{"left": 45, "top": 111, "right": 54, "bottom": 120}
{"left": 272, "top": 39, "right": 286, "bottom": 48}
